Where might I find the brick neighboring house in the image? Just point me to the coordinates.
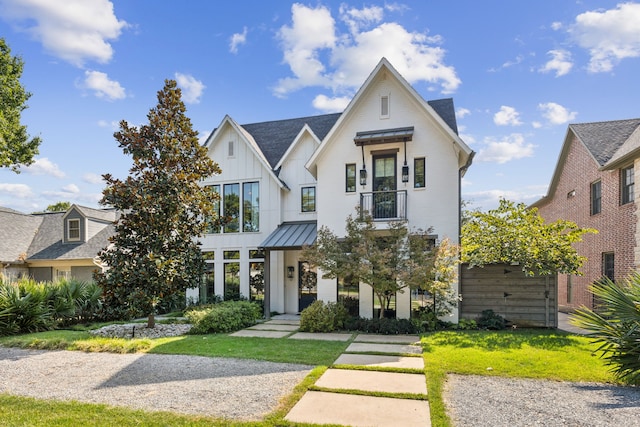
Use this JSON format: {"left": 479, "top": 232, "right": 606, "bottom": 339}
{"left": 531, "top": 118, "right": 640, "bottom": 310}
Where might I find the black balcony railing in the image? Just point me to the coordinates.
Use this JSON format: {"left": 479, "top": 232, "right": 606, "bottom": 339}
{"left": 360, "top": 190, "right": 407, "bottom": 220}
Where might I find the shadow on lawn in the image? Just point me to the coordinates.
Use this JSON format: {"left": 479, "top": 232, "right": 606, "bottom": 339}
{"left": 421, "top": 329, "right": 583, "bottom": 352}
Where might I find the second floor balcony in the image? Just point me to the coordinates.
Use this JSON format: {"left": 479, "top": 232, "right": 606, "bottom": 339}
{"left": 360, "top": 190, "right": 407, "bottom": 221}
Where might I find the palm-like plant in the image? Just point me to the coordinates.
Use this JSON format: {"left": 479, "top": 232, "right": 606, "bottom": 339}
{"left": 571, "top": 275, "right": 640, "bottom": 385}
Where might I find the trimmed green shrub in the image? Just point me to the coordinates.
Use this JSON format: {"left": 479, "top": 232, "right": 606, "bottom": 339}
{"left": 344, "top": 316, "right": 420, "bottom": 334}
{"left": 185, "top": 300, "right": 262, "bottom": 334}
{"left": 299, "top": 300, "right": 348, "bottom": 333}
{"left": 572, "top": 275, "right": 640, "bottom": 385}
{"left": 477, "top": 309, "right": 506, "bottom": 330}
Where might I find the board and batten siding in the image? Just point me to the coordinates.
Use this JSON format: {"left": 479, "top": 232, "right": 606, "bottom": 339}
{"left": 460, "top": 263, "right": 558, "bottom": 328}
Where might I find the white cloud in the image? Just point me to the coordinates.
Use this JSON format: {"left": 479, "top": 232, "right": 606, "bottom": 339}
{"left": 81, "top": 70, "right": 126, "bottom": 100}
{"left": 274, "top": 4, "right": 460, "bottom": 100}
{"left": 175, "top": 73, "right": 205, "bottom": 104}
{"left": 0, "top": 183, "right": 33, "bottom": 199}
{"left": 274, "top": 4, "right": 336, "bottom": 96}
{"left": 476, "top": 134, "right": 535, "bottom": 164}
{"left": 97, "top": 119, "right": 120, "bottom": 130}
{"left": 538, "top": 102, "right": 577, "bottom": 125}
{"left": 494, "top": 106, "right": 523, "bottom": 126}
{"left": 456, "top": 107, "right": 471, "bottom": 118}
{"left": 569, "top": 3, "right": 640, "bottom": 73}
{"left": 229, "top": 26, "right": 248, "bottom": 54}
{"left": 551, "top": 22, "right": 563, "bottom": 31}
{"left": 539, "top": 49, "right": 573, "bottom": 77}
{"left": 339, "top": 4, "right": 383, "bottom": 34}
{"left": 464, "top": 186, "right": 546, "bottom": 211}
{"left": 0, "top": 0, "right": 128, "bottom": 67}
{"left": 312, "top": 94, "right": 351, "bottom": 112}
{"left": 20, "top": 157, "right": 65, "bottom": 178}
{"left": 83, "top": 173, "right": 103, "bottom": 184}
{"left": 42, "top": 183, "right": 80, "bottom": 198}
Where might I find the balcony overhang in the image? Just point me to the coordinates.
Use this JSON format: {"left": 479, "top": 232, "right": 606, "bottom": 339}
{"left": 354, "top": 126, "right": 414, "bottom": 146}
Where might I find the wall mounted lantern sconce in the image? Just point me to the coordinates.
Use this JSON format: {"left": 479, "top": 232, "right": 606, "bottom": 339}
{"left": 402, "top": 164, "right": 409, "bottom": 183}
{"left": 359, "top": 167, "right": 367, "bottom": 186}
{"left": 401, "top": 137, "right": 409, "bottom": 183}
{"left": 359, "top": 145, "right": 367, "bottom": 186}
{"left": 287, "top": 266, "right": 295, "bottom": 279}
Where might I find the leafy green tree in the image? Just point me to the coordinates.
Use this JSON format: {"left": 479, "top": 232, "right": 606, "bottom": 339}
{"left": 303, "top": 211, "right": 459, "bottom": 319}
{"left": 45, "top": 201, "right": 71, "bottom": 212}
{"left": 399, "top": 236, "right": 460, "bottom": 317}
{"left": 0, "top": 38, "right": 40, "bottom": 171}
{"left": 461, "top": 198, "right": 596, "bottom": 276}
{"left": 571, "top": 275, "right": 640, "bottom": 385}
{"left": 96, "top": 79, "right": 221, "bottom": 327}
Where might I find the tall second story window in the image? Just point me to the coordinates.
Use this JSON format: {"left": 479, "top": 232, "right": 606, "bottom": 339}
{"left": 67, "top": 219, "right": 80, "bottom": 241}
{"left": 621, "top": 165, "right": 634, "bottom": 205}
{"left": 223, "top": 183, "right": 240, "bottom": 233}
{"left": 242, "top": 182, "right": 260, "bottom": 232}
{"left": 301, "top": 186, "right": 316, "bottom": 212}
{"left": 591, "top": 180, "right": 601, "bottom": 215}
{"left": 346, "top": 164, "right": 356, "bottom": 192}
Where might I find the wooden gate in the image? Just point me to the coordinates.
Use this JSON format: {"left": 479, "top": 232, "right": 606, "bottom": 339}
{"left": 459, "top": 263, "right": 558, "bottom": 328}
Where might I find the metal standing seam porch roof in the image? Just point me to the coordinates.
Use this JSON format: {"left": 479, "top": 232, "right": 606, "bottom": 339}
{"left": 259, "top": 221, "right": 317, "bottom": 250}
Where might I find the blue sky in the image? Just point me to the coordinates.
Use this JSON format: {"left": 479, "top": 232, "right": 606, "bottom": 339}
{"left": 1, "top": 1, "right": 639, "bottom": 213}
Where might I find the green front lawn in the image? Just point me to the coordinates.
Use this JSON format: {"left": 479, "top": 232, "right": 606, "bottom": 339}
{"left": 0, "top": 327, "right": 619, "bottom": 427}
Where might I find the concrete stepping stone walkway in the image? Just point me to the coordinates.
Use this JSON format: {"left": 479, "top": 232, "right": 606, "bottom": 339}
{"left": 285, "top": 333, "right": 430, "bottom": 426}
{"left": 229, "top": 317, "right": 430, "bottom": 424}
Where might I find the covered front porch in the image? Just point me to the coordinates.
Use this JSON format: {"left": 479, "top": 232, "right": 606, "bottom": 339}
{"left": 259, "top": 221, "right": 318, "bottom": 319}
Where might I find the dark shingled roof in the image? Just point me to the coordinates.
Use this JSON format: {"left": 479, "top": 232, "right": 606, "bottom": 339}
{"left": 427, "top": 98, "right": 459, "bottom": 135}
{"left": 0, "top": 209, "right": 43, "bottom": 262}
{"left": 26, "top": 211, "right": 115, "bottom": 261}
{"left": 241, "top": 113, "right": 341, "bottom": 168}
{"left": 570, "top": 118, "right": 640, "bottom": 166}
{"left": 239, "top": 98, "right": 459, "bottom": 169}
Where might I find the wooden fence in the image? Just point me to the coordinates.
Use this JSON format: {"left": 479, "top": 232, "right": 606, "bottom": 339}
{"left": 459, "top": 263, "right": 558, "bottom": 328}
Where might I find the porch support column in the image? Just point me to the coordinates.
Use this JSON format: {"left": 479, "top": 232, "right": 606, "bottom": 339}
{"left": 263, "top": 249, "right": 271, "bottom": 320}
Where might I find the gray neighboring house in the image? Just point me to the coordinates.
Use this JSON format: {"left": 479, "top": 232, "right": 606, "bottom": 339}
{"left": 0, "top": 205, "right": 116, "bottom": 283}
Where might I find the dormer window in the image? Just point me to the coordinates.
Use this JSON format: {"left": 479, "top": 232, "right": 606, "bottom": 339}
{"left": 380, "top": 95, "right": 389, "bottom": 118}
{"left": 68, "top": 219, "right": 81, "bottom": 241}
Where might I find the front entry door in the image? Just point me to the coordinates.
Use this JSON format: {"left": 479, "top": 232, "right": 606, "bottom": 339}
{"left": 373, "top": 154, "right": 397, "bottom": 219}
{"left": 298, "top": 261, "right": 317, "bottom": 312}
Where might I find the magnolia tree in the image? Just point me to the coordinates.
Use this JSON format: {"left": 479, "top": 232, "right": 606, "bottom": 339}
{"left": 461, "top": 198, "right": 597, "bottom": 275}
{"left": 302, "top": 211, "right": 460, "bottom": 319}
{"left": 96, "top": 80, "right": 221, "bottom": 327}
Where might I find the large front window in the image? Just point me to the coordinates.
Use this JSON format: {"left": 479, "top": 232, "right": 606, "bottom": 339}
{"left": 223, "top": 184, "right": 240, "bottom": 232}
{"left": 249, "top": 249, "right": 265, "bottom": 303}
{"left": 208, "top": 182, "right": 259, "bottom": 234}
{"left": 224, "top": 250, "right": 240, "bottom": 300}
{"left": 243, "top": 182, "right": 259, "bottom": 232}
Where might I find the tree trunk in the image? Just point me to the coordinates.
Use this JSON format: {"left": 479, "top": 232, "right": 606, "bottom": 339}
{"left": 147, "top": 313, "right": 155, "bottom": 328}
{"left": 377, "top": 294, "right": 385, "bottom": 319}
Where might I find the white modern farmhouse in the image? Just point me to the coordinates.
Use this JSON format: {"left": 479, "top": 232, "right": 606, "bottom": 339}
{"left": 189, "top": 58, "right": 474, "bottom": 320}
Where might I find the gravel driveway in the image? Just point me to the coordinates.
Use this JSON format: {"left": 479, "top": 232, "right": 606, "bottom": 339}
{"left": 444, "top": 374, "right": 640, "bottom": 427}
{"left": 0, "top": 347, "right": 311, "bottom": 421}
